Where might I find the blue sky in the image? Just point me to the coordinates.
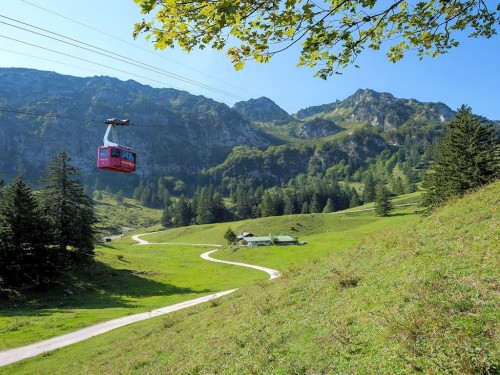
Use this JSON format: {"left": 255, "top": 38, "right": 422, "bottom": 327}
{"left": 1, "top": 0, "right": 499, "bottom": 119}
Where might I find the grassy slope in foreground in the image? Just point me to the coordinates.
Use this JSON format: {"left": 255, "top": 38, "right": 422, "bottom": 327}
{"left": 0, "top": 203, "right": 415, "bottom": 350}
{"left": 5, "top": 181, "right": 498, "bottom": 374}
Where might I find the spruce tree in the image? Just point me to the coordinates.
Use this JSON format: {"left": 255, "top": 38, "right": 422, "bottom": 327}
{"left": 323, "top": 198, "right": 334, "bottom": 213}
{"left": 392, "top": 176, "right": 405, "bottom": 196}
{"left": 422, "top": 106, "right": 500, "bottom": 208}
{"left": 260, "top": 191, "right": 276, "bottom": 217}
{"left": 374, "top": 185, "right": 394, "bottom": 217}
{"left": 223, "top": 227, "right": 237, "bottom": 245}
{"left": 39, "top": 152, "right": 97, "bottom": 267}
{"left": 171, "top": 196, "right": 193, "bottom": 227}
{"left": 362, "top": 174, "right": 377, "bottom": 203}
{"left": 349, "top": 187, "right": 361, "bottom": 208}
{"left": 0, "top": 176, "right": 52, "bottom": 286}
{"left": 161, "top": 206, "right": 173, "bottom": 227}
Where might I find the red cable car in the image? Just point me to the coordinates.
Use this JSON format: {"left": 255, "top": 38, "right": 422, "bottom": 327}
{"left": 97, "top": 118, "right": 137, "bottom": 173}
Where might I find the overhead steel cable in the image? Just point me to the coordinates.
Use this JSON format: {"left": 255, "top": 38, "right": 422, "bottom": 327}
{"left": 0, "top": 106, "right": 183, "bottom": 130}
{"left": 0, "top": 15, "right": 245, "bottom": 100}
{"left": 19, "top": 0, "right": 258, "bottom": 97}
{"left": 0, "top": 34, "right": 238, "bottom": 105}
{"left": 0, "top": 106, "right": 99, "bottom": 122}
{"left": 0, "top": 46, "right": 229, "bottom": 102}
{"left": 0, "top": 47, "right": 111, "bottom": 76}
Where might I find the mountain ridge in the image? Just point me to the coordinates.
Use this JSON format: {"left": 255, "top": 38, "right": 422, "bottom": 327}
{"left": 0, "top": 67, "right": 490, "bottom": 188}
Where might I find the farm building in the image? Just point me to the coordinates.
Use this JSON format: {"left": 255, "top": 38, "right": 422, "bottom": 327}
{"left": 239, "top": 234, "right": 301, "bottom": 247}
{"left": 241, "top": 236, "right": 272, "bottom": 247}
{"left": 274, "top": 235, "right": 298, "bottom": 245}
{"left": 236, "top": 232, "right": 254, "bottom": 241}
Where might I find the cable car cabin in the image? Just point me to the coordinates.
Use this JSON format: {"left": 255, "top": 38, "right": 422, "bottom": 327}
{"left": 97, "top": 146, "right": 136, "bottom": 173}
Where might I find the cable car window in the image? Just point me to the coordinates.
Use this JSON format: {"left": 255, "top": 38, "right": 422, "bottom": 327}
{"left": 122, "top": 150, "right": 129, "bottom": 160}
{"left": 111, "top": 149, "right": 121, "bottom": 158}
{"left": 99, "top": 149, "right": 108, "bottom": 158}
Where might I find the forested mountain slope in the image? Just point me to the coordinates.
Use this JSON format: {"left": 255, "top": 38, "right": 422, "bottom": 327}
{"left": 0, "top": 68, "right": 269, "bottom": 183}
{"left": 2, "top": 68, "right": 494, "bottom": 197}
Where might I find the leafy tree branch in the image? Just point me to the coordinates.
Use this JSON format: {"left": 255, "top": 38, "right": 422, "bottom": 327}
{"left": 133, "top": 0, "right": 499, "bottom": 77}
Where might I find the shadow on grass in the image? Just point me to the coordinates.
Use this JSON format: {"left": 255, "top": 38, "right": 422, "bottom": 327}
{"left": 0, "top": 261, "right": 211, "bottom": 317}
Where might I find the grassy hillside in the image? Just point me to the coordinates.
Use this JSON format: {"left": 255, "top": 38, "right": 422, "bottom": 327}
{"left": 0, "top": 196, "right": 415, "bottom": 350}
{"left": 93, "top": 193, "right": 163, "bottom": 236}
{"left": 3, "top": 182, "right": 498, "bottom": 374}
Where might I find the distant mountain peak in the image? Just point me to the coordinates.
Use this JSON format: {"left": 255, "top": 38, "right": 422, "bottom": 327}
{"left": 233, "top": 96, "right": 293, "bottom": 123}
{"left": 295, "top": 88, "right": 456, "bottom": 129}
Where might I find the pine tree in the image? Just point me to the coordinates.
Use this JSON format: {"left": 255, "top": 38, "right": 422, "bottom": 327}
{"left": 283, "top": 192, "right": 297, "bottom": 215}
{"left": 374, "top": 185, "right": 394, "bottom": 217}
{"left": 392, "top": 176, "right": 405, "bottom": 196}
{"left": 212, "top": 192, "right": 227, "bottom": 222}
{"left": 223, "top": 227, "right": 237, "bottom": 245}
{"left": 115, "top": 190, "right": 125, "bottom": 205}
{"left": 349, "top": 187, "right": 361, "bottom": 208}
{"left": 196, "top": 186, "right": 214, "bottom": 224}
{"left": 422, "top": 106, "right": 500, "bottom": 207}
{"left": 323, "top": 198, "right": 334, "bottom": 213}
{"left": 0, "top": 176, "right": 52, "bottom": 286}
{"left": 161, "top": 206, "right": 173, "bottom": 227}
{"left": 260, "top": 191, "right": 276, "bottom": 217}
{"left": 171, "top": 196, "right": 193, "bottom": 227}
{"left": 310, "top": 192, "right": 324, "bottom": 213}
{"left": 39, "top": 152, "right": 97, "bottom": 267}
{"left": 362, "top": 173, "right": 377, "bottom": 203}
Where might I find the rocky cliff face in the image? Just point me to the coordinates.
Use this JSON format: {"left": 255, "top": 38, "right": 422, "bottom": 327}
{"left": 293, "top": 118, "right": 343, "bottom": 139}
{"left": 335, "top": 89, "right": 455, "bottom": 128}
{"left": 292, "top": 89, "right": 456, "bottom": 130}
{"left": 233, "top": 97, "right": 294, "bottom": 123}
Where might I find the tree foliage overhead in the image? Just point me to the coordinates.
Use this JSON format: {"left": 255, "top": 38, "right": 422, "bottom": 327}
{"left": 133, "top": 0, "right": 499, "bottom": 77}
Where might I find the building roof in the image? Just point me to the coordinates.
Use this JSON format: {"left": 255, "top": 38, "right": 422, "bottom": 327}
{"left": 236, "top": 232, "right": 254, "bottom": 240}
{"left": 275, "top": 235, "right": 297, "bottom": 242}
{"left": 244, "top": 236, "right": 272, "bottom": 242}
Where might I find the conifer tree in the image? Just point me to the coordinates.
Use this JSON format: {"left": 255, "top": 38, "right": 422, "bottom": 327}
{"left": 260, "top": 191, "right": 276, "bottom": 217}
{"left": 323, "top": 198, "right": 334, "bottom": 213}
{"left": 362, "top": 174, "right": 377, "bottom": 203}
{"left": 349, "top": 187, "right": 361, "bottom": 208}
{"left": 374, "top": 185, "right": 394, "bottom": 217}
{"left": 309, "top": 192, "right": 323, "bottom": 213}
{"left": 283, "top": 193, "right": 297, "bottom": 215}
{"left": 422, "top": 106, "right": 500, "bottom": 208}
{"left": 223, "top": 227, "right": 237, "bottom": 245}
{"left": 39, "top": 152, "right": 97, "bottom": 267}
{"left": 115, "top": 190, "right": 125, "bottom": 205}
{"left": 0, "top": 176, "right": 52, "bottom": 286}
{"left": 161, "top": 205, "right": 173, "bottom": 227}
{"left": 392, "top": 176, "right": 405, "bottom": 196}
{"left": 171, "top": 196, "right": 193, "bottom": 227}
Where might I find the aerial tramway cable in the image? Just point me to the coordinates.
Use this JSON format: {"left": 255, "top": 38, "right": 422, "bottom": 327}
{"left": 0, "top": 14, "right": 246, "bottom": 100}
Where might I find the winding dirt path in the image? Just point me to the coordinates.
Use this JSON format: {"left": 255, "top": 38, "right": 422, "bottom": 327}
{"left": 201, "top": 250, "right": 281, "bottom": 279}
{"left": 0, "top": 233, "right": 280, "bottom": 367}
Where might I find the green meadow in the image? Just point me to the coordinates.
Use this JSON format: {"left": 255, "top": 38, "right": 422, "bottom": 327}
{"left": 2, "top": 184, "right": 499, "bottom": 373}
{"left": 0, "top": 243, "right": 266, "bottom": 350}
